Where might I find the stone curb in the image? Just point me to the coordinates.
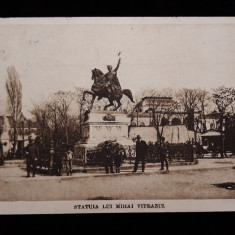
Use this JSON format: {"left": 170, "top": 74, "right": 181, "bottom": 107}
{"left": 6, "top": 164, "right": 234, "bottom": 182}
{"left": 72, "top": 161, "right": 196, "bottom": 173}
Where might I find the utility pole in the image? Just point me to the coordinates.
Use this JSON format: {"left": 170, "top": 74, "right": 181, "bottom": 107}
{"left": 22, "top": 120, "right": 24, "bottom": 159}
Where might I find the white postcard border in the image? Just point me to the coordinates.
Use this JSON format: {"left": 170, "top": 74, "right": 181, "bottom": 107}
{"left": 0, "top": 199, "right": 235, "bottom": 214}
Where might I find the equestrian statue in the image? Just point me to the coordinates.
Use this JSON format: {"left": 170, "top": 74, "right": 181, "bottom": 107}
{"left": 82, "top": 52, "right": 135, "bottom": 111}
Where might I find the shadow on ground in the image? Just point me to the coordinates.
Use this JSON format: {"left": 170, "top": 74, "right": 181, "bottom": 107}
{"left": 87, "top": 196, "right": 114, "bottom": 200}
{"left": 214, "top": 161, "right": 233, "bottom": 164}
{"left": 213, "top": 182, "right": 235, "bottom": 190}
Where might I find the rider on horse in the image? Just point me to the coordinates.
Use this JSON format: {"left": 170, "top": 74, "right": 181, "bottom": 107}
{"left": 84, "top": 52, "right": 134, "bottom": 111}
{"left": 105, "top": 56, "right": 121, "bottom": 95}
{"left": 98, "top": 53, "right": 121, "bottom": 100}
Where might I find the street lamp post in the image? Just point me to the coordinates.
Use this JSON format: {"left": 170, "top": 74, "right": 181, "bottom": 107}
{"left": 21, "top": 121, "right": 25, "bottom": 159}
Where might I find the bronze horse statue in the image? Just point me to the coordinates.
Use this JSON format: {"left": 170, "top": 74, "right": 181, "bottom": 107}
{"left": 82, "top": 68, "right": 135, "bottom": 111}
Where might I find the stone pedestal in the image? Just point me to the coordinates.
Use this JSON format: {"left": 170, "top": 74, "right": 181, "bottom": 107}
{"left": 74, "top": 111, "right": 135, "bottom": 165}
{"left": 80, "top": 110, "right": 133, "bottom": 146}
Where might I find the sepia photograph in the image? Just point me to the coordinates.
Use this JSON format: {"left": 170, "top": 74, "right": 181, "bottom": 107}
{"left": 0, "top": 17, "right": 235, "bottom": 214}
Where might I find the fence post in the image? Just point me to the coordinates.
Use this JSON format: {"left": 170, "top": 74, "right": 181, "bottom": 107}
{"left": 83, "top": 148, "right": 87, "bottom": 173}
{"left": 192, "top": 144, "right": 196, "bottom": 162}
{"left": 49, "top": 141, "right": 55, "bottom": 175}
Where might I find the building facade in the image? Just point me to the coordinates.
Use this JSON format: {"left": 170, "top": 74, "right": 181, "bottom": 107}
{"left": 0, "top": 115, "right": 38, "bottom": 157}
{"left": 127, "top": 96, "right": 196, "bottom": 143}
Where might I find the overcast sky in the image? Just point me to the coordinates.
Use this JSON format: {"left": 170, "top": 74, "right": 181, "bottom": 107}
{"left": 0, "top": 18, "right": 235, "bottom": 117}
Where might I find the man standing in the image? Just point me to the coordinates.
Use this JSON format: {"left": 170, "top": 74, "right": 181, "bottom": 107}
{"left": 159, "top": 138, "right": 169, "bottom": 171}
{"left": 113, "top": 143, "right": 126, "bottom": 173}
{"left": 54, "top": 147, "right": 63, "bottom": 176}
{"left": 65, "top": 148, "right": 74, "bottom": 176}
{"left": 102, "top": 141, "right": 114, "bottom": 174}
{"left": 133, "top": 135, "right": 148, "bottom": 173}
{"left": 25, "top": 138, "right": 38, "bottom": 177}
{"left": 0, "top": 141, "right": 4, "bottom": 166}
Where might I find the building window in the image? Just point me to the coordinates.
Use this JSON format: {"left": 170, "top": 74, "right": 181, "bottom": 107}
{"left": 0, "top": 116, "right": 4, "bottom": 125}
{"left": 183, "top": 117, "right": 188, "bottom": 125}
{"left": 161, "top": 117, "right": 169, "bottom": 126}
{"left": 131, "top": 121, "right": 137, "bottom": 127}
{"left": 171, "top": 118, "right": 181, "bottom": 125}
{"left": 146, "top": 108, "right": 154, "bottom": 113}
{"left": 210, "top": 123, "right": 215, "bottom": 130}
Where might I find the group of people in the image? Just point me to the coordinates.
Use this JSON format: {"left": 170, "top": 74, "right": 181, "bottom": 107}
{"left": 132, "top": 135, "right": 169, "bottom": 173}
{"left": 102, "top": 141, "right": 126, "bottom": 174}
{"left": 23, "top": 134, "right": 169, "bottom": 177}
{"left": 24, "top": 138, "right": 74, "bottom": 178}
{"left": 102, "top": 135, "right": 169, "bottom": 174}
{"left": 208, "top": 142, "right": 224, "bottom": 158}
{"left": 53, "top": 146, "right": 74, "bottom": 177}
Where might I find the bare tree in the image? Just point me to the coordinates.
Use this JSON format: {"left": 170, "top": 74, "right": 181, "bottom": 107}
{"left": 46, "top": 100, "right": 59, "bottom": 147}
{"left": 148, "top": 97, "right": 177, "bottom": 145}
{"left": 134, "top": 88, "right": 176, "bottom": 144}
{"left": 31, "top": 101, "right": 51, "bottom": 149}
{"left": 51, "top": 91, "right": 74, "bottom": 144}
{"left": 31, "top": 92, "right": 80, "bottom": 149}
{"left": 74, "top": 87, "right": 86, "bottom": 138}
{"left": 175, "top": 88, "right": 199, "bottom": 112}
{"left": 196, "top": 89, "right": 212, "bottom": 131}
{"left": 5, "top": 66, "right": 22, "bottom": 156}
{"left": 175, "top": 88, "right": 212, "bottom": 142}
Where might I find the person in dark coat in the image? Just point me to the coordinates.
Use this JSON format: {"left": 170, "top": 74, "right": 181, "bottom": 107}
{"left": 113, "top": 144, "right": 126, "bottom": 173}
{"left": 54, "top": 149, "right": 63, "bottom": 176}
{"left": 24, "top": 138, "right": 39, "bottom": 177}
{"left": 102, "top": 141, "right": 114, "bottom": 174}
{"left": 34, "top": 136, "right": 43, "bottom": 167}
{"left": 0, "top": 141, "right": 4, "bottom": 166}
{"left": 133, "top": 135, "right": 148, "bottom": 173}
{"left": 159, "top": 138, "right": 169, "bottom": 171}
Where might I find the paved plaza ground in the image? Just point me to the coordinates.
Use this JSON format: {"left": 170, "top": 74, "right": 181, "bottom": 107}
{"left": 0, "top": 157, "right": 235, "bottom": 201}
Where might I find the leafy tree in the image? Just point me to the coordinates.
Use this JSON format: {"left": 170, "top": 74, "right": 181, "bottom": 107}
{"left": 212, "top": 86, "right": 235, "bottom": 157}
{"left": 5, "top": 66, "right": 22, "bottom": 156}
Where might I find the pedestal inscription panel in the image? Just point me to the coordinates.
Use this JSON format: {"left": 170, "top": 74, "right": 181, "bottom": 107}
{"left": 81, "top": 110, "right": 131, "bottom": 144}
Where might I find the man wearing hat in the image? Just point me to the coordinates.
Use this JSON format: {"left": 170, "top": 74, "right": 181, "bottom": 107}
{"left": 133, "top": 135, "right": 148, "bottom": 173}
{"left": 102, "top": 141, "right": 115, "bottom": 174}
{"left": 24, "top": 137, "right": 38, "bottom": 177}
